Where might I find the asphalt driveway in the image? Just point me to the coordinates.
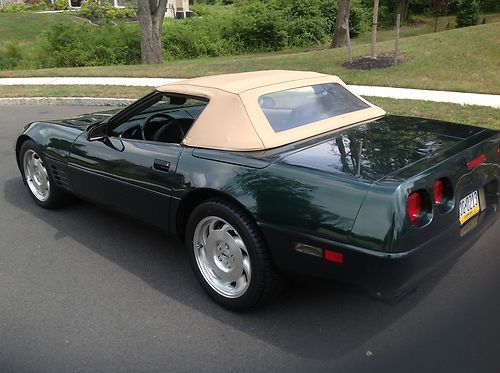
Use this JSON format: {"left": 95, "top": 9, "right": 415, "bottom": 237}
{"left": 0, "top": 106, "right": 499, "bottom": 372}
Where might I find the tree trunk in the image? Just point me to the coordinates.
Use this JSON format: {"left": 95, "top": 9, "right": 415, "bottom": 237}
{"left": 331, "top": 0, "right": 351, "bottom": 48}
{"left": 137, "top": 0, "right": 168, "bottom": 64}
{"left": 396, "top": 0, "right": 410, "bottom": 22}
{"left": 371, "top": 0, "right": 379, "bottom": 59}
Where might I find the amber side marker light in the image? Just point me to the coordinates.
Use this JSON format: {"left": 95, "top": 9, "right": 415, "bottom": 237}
{"left": 466, "top": 154, "right": 486, "bottom": 170}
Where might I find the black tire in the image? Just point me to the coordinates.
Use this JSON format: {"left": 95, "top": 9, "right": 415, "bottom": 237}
{"left": 19, "top": 140, "right": 72, "bottom": 209}
{"left": 186, "top": 198, "right": 283, "bottom": 311}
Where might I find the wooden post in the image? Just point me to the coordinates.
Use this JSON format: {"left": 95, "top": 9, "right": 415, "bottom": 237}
{"left": 371, "top": 0, "right": 379, "bottom": 59}
{"left": 345, "top": 16, "right": 353, "bottom": 63}
{"left": 394, "top": 13, "right": 401, "bottom": 66}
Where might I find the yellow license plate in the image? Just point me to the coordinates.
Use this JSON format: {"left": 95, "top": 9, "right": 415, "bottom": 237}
{"left": 459, "top": 190, "right": 480, "bottom": 225}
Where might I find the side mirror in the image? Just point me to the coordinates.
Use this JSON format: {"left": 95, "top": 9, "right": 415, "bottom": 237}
{"left": 87, "top": 123, "right": 107, "bottom": 141}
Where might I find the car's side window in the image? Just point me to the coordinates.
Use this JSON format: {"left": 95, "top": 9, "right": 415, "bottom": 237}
{"left": 110, "top": 93, "right": 208, "bottom": 144}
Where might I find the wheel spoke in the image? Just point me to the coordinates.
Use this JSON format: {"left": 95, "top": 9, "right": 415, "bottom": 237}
{"left": 221, "top": 223, "right": 232, "bottom": 235}
{"left": 234, "top": 274, "right": 247, "bottom": 292}
{"left": 234, "top": 237, "right": 248, "bottom": 255}
{"left": 208, "top": 219, "right": 217, "bottom": 234}
{"left": 242, "top": 256, "right": 251, "bottom": 276}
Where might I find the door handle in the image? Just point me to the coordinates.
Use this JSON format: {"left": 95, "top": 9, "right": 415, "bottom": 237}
{"left": 153, "top": 159, "right": 170, "bottom": 172}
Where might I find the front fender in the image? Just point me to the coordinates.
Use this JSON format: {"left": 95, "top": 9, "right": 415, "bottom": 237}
{"left": 16, "top": 122, "right": 84, "bottom": 165}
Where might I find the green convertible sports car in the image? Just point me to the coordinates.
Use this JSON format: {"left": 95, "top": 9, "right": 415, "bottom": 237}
{"left": 15, "top": 71, "right": 499, "bottom": 310}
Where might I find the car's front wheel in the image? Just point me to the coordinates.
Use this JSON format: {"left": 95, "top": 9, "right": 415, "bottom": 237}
{"left": 19, "top": 140, "right": 71, "bottom": 209}
{"left": 186, "top": 199, "right": 282, "bottom": 311}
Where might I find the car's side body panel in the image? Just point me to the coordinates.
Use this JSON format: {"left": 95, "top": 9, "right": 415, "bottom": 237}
{"left": 175, "top": 150, "right": 371, "bottom": 242}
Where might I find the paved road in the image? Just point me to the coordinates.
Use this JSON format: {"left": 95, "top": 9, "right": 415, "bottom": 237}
{"left": 1, "top": 106, "right": 499, "bottom": 372}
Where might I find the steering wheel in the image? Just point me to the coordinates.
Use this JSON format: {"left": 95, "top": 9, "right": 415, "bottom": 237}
{"left": 140, "top": 113, "right": 184, "bottom": 141}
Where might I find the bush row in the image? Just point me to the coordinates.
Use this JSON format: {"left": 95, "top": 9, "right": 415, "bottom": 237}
{"left": 1, "top": 0, "right": 494, "bottom": 70}
{"left": 164, "top": 0, "right": 371, "bottom": 59}
{"left": 2, "top": 0, "right": 371, "bottom": 68}
{"left": 0, "top": 23, "right": 141, "bottom": 69}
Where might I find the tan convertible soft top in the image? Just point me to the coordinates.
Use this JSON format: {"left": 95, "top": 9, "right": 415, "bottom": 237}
{"left": 157, "top": 70, "right": 385, "bottom": 151}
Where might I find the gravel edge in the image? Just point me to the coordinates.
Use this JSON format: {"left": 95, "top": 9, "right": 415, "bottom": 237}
{"left": 0, "top": 97, "right": 136, "bottom": 106}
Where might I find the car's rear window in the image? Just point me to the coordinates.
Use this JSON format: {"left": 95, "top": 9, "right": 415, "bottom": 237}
{"left": 258, "top": 83, "right": 370, "bottom": 133}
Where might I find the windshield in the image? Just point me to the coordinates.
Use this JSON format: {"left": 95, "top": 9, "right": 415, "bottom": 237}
{"left": 258, "top": 83, "right": 370, "bottom": 133}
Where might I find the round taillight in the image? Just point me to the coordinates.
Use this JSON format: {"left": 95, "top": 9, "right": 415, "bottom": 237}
{"left": 406, "top": 192, "right": 422, "bottom": 224}
{"left": 433, "top": 179, "right": 444, "bottom": 205}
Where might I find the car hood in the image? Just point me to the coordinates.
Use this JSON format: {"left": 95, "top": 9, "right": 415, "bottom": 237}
{"left": 48, "top": 108, "right": 122, "bottom": 130}
{"left": 279, "top": 115, "right": 493, "bottom": 182}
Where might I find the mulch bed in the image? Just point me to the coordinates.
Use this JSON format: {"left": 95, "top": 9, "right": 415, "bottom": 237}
{"left": 343, "top": 54, "right": 405, "bottom": 70}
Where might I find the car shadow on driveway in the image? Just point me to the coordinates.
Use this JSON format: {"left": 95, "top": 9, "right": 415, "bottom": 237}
{"left": 3, "top": 176, "right": 454, "bottom": 362}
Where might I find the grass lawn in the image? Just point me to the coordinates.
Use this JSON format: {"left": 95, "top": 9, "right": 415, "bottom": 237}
{"left": 353, "top": 13, "right": 500, "bottom": 45}
{"left": 0, "top": 85, "right": 151, "bottom": 98}
{"left": 0, "top": 12, "right": 88, "bottom": 46}
{"left": 367, "top": 97, "right": 499, "bottom": 130}
{"left": 1, "top": 20, "right": 499, "bottom": 94}
{"left": 0, "top": 85, "right": 497, "bottom": 129}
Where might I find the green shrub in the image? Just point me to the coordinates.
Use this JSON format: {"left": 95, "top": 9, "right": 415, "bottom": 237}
{"left": 0, "top": 41, "right": 22, "bottom": 69}
{"left": 275, "top": 0, "right": 330, "bottom": 46}
{"left": 32, "top": 23, "right": 140, "bottom": 67}
{"left": 2, "top": 3, "right": 28, "bottom": 12}
{"left": 1, "top": 0, "right": 51, "bottom": 12}
{"left": 349, "top": 0, "right": 370, "bottom": 37}
{"left": 27, "top": 0, "right": 51, "bottom": 11}
{"left": 479, "top": 0, "right": 500, "bottom": 12}
{"left": 190, "top": 3, "right": 229, "bottom": 17}
{"left": 53, "top": 0, "right": 68, "bottom": 11}
{"left": 287, "top": 17, "right": 329, "bottom": 46}
{"left": 229, "top": 1, "right": 288, "bottom": 51}
{"left": 456, "top": 0, "right": 480, "bottom": 27}
{"left": 163, "top": 17, "right": 238, "bottom": 59}
{"left": 80, "top": 0, "right": 136, "bottom": 20}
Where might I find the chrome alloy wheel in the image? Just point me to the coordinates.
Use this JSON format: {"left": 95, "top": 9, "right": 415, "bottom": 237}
{"left": 23, "top": 149, "right": 50, "bottom": 202}
{"left": 193, "top": 216, "right": 251, "bottom": 298}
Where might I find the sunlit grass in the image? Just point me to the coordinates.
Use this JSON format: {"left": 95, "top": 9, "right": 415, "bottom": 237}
{"left": 367, "top": 97, "right": 499, "bottom": 130}
{"left": 0, "top": 12, "right": 88, "bottom": 46}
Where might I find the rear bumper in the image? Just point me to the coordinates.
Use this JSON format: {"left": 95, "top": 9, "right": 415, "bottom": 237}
{"left": 260, "top": 205, "right": 498, "bottom": 301}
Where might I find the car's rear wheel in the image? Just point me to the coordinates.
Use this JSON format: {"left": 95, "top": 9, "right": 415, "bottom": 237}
{"left": 186, "top": 199, "right": 282, "bottom": 311}
{"left": 20, "top": 140, "right": 71, "bottom": 209}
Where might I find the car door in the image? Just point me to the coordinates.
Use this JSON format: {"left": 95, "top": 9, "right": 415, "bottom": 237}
{"left": 67, "top": 92, "right": 207, "bottom": 231}
{"left": 68, "top": 135, "right": 183, "bottom": 230}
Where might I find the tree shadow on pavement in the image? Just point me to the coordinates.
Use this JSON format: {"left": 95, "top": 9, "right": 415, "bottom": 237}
{"left": 3, "top": 176, "right": 456, "bottom": 362}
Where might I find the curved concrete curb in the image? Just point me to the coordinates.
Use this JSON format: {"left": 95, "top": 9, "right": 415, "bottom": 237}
{"left": 0, "top": 97, "right": 135, "bottom": 106}
{"left": 350, "top": 85, "right": 500, "bottom": 109}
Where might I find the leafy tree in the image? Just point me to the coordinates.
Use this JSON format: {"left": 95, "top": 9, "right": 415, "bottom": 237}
{"left": 429, "top": 0, "right": 451, "bottom": 32}
{"left": 456, "top": 0, "right": 479, "bottom": 28}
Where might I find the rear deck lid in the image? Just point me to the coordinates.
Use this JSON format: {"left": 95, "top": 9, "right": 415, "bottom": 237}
{"left": 280, "top": 115, "right": 492, "bottom": 182}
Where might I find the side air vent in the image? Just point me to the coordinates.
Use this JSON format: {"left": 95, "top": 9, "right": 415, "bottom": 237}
{"left": 50, "top": 164, "right": 72, "bottom": 191}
